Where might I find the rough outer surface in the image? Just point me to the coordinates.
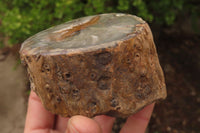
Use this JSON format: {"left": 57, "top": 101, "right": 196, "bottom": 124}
{"left": 20, "top": 13, "right": 167, "bottom": 118}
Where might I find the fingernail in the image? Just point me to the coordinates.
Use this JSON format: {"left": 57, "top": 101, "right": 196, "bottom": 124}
{"left": 66, "top": 119, "right": 79, "bottom": 133}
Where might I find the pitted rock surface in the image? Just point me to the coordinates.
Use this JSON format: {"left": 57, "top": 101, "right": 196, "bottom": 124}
{"left": 20, "top": 13, "right": 167, "bottom": 118}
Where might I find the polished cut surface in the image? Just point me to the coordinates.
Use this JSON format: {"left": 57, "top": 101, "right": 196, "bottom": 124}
{"left": 20, "top": 13, "right": 167, "bottom": 118}
{"left": 20, "top": 13, "right": 144, "bottom": 55}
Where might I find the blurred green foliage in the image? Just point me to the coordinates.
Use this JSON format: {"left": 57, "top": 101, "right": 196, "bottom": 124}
{"left": 0, "top": 0, "right": 199, "bottom": 46}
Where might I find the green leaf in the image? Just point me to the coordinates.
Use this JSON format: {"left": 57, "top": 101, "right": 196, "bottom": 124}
{"left": 117, "top": 0, "right": 129, "bottom": 11}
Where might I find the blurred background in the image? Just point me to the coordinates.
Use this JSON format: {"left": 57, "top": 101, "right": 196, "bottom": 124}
{"left": 0, "top": 0, "right": 199, "bottom": 133}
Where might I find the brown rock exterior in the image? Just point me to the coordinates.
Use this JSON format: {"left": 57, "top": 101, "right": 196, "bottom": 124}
{"left": 20, "top": 13, "right": 167, "bottom": 118}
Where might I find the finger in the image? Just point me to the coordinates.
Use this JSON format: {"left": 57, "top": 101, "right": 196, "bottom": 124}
{"left": 66, "top": 115, "right": 102, "bottom": 133}
{"left": 55, "top": 115, "right": 69, "bottom": 132}
{"left": 94, "top": 115, "right": 115, "bottom": 133}
{"left": 24, "top": 91, "right": 55, "bottom": 133}
{"left": 120, "top": 103, "right": 155, "bottom": 133}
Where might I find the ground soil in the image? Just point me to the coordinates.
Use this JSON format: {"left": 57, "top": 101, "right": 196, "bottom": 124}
{"left": 148, "top": 31, "right": 200, "bottom": 133}
{"left": 0, "top": 54, "right": 27, "bottom": 133}
{"left": 0, "top": 31, "right": 199, "bottom": 133}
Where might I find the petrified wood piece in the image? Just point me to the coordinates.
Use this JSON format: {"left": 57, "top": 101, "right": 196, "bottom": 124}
{"left": 20, "top": 13, "right": 167, "bottom": 118}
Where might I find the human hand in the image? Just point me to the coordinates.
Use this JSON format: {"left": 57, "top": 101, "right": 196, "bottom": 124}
{"left": 24, "top": 91, "right": 154, "bottom": 133}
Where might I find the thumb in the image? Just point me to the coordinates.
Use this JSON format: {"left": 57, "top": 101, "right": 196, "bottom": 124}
{"left": 66, "top": 115, "right": 102, "bottom": 133}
